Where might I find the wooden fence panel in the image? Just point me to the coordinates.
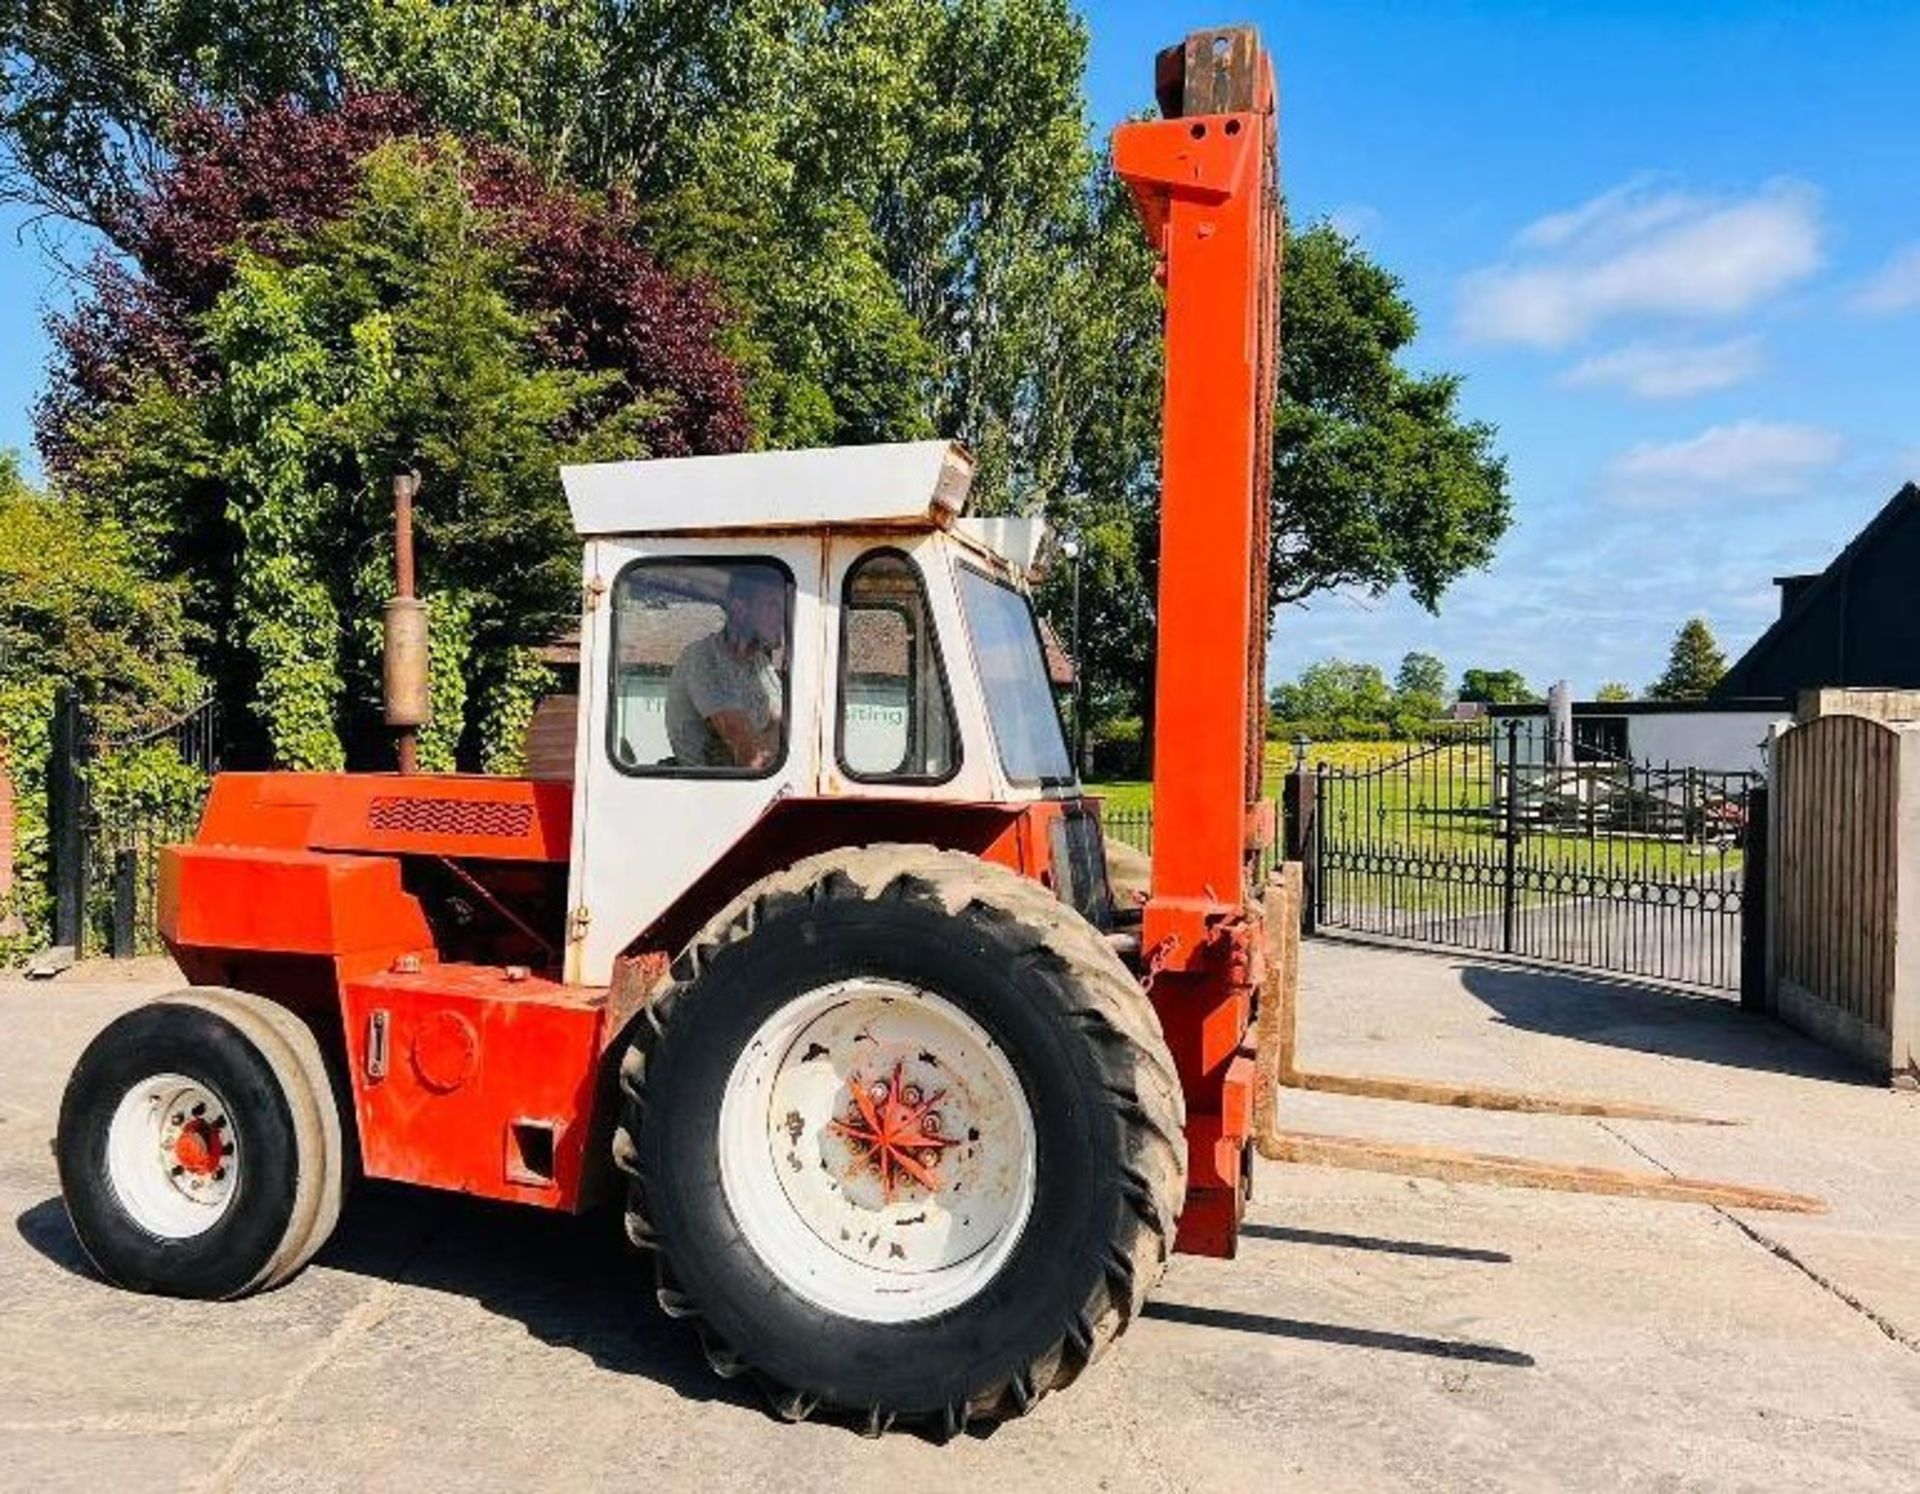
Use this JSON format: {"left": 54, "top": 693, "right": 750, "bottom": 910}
{"left": 1770, "top": 713, "right": 1909, "bottom": 1080}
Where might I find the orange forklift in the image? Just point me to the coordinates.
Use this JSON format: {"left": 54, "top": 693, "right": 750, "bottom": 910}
{"left": 53, "top": 25, "right": 1815, "bottom": 1436}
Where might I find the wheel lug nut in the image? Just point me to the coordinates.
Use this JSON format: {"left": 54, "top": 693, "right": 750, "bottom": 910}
{"left": 922, "top": 1113, "right": 941, "bottom": 1135}
{"left": 919, "top": 1149, "right": 941, "bottom": 1168}
{"left": 901, "top": 1084, "right": 922, "bottom": 1107}
{"left": 867, "top": 1082, "right": 889, "bottom": 1104}
{"left": 171, "top": 1112, "right": 185, "bottom": 1126}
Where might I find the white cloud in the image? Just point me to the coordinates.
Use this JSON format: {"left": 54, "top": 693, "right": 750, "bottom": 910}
{"left": 1608, "top": 420, "right": 1845, "bottom": 503}
{"left": 1560, "top": 336, "right": 1764, "bottom": 399}
{"left": 1325, "top": 204, "right": 1383, "bottom": 243}
{"left": 1458, "top": 179, "right": 1823, "bottom": 347}
{"left": 1516, "top": 178, "right": 1693, "bottom": 252}
{"left": 1850, "top": 243, "right": 1920, "bottom": 315}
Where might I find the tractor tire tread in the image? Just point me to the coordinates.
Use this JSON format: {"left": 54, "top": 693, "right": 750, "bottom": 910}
{"left": 617, "top": 843, "right": 1186, "bottom": 1434}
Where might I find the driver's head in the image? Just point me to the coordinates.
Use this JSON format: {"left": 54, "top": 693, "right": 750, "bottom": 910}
{"left": 725, "top": 568, "right": 784, "bottom": 650}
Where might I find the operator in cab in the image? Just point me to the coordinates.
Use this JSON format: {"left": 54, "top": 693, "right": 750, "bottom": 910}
{"left": 664, "top": 568, "right": 785, "bottom": 770}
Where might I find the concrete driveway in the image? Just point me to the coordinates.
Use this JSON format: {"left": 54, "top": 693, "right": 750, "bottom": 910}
{"left": 4, "top": 943, "right": 1917, "bottom": 1492}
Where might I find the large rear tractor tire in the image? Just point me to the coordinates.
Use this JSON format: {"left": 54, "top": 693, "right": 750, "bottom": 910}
{"left": 614, "top": 845, "right": 1185, "bottom": 1435}
{"left": 56, "top": 989, "right": 346, "bottom": 1299}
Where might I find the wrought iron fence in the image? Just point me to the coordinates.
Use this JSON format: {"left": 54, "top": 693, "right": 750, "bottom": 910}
{"left": 1097, "top": 803, "right": 1280, "bottom": 892}
{"left": 1103, "top": 807, "right": 1153, "bottom": 856}
{"left": 1308, "top": 720, "right": 1763, "bottom": 991}
{"left": 87, "top": 695, "right": 220, "bottom": 957}
{"left": 34, "top": 690, "right": 221, "bottom": 961}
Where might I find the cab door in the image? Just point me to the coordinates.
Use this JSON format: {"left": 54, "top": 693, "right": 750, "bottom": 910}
{"left": 566, "top": 534, "right": 823, "bottom": 984}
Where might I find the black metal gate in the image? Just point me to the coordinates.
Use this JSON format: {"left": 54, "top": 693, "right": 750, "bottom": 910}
{"left": 1310, "top": 722, "right": 1762, "bottom": 991}
{"left": 45, "top": 688, "right": 220, "bottom": 960}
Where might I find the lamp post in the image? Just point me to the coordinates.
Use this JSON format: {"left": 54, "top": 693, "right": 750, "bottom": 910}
{"left": 1061, "top": 531, "right": 1086, "bottom": 773}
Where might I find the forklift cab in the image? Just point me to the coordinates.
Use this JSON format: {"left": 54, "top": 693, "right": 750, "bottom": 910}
{"left": 558, "top": 441, "right": 1095, "bottom": 984}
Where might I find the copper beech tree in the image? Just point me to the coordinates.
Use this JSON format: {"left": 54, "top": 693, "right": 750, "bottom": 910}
{"left": 40, "top": 100, "right": 747, "bottom": 770}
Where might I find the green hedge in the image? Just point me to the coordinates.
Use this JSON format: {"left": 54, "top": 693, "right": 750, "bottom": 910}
{"left": 0, "top": 678, "right": 57, "bottom": 963}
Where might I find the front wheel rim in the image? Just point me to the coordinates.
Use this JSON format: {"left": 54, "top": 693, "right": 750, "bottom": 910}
{"left": 717, "top": 979, "right": 1037, "bottom": 1324}
{"left": 105, "top": 1073, "right": 241, "bottom": 1239}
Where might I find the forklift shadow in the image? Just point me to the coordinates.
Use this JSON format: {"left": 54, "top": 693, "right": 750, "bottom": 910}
{"left": 15, "top": 1183, "right": 751, "bottom": 1416}
{"left": 18, "top": 1186, "right": 1535, "bottom": 1405}
{"left": 1457, "top": 962, "right": 1870, "bottom": 1084}
{"left": 1141, "top": 1300, "right": 1533, "bottom": 1368}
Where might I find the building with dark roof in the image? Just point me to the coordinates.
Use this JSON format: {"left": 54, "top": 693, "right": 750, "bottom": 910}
{"left": 1715, "top": 482, "right": 1920, "bottom": 702}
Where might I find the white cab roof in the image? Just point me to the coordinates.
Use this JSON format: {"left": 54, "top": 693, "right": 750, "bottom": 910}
{"left": 562, "top": 441, "right": 974, "bottom": 538}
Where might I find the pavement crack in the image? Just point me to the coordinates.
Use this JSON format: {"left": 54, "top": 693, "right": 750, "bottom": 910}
{"left": 1597, "top": 1118, "right": 1919, "bottom": 1356}
{"left": 1714, "top": 1210, "right": 1920, "bottom": 1354}
{"left": 201, "top": 1283, "right": 396, "bottom": 1492}
{"left": 198, "top": 1203, "right": 447, "bottom": 1490}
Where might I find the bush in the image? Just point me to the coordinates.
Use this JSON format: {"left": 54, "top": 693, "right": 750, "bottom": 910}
{"left": 1088, "top": 715, "right": 1145, "bottom": 781}
{"left": 1266, "top": 716, "right": 1392, "bottom": 745}
{"left": 0, "top": 678, "right": 57, "bottom": 962}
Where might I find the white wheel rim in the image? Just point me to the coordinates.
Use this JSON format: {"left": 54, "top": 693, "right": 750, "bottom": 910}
{"left": 105, "top": 1073, "right": 241, "bottom": 1239}
{"left": 718, "top": 979, "right": 1037, "bottom": 1324}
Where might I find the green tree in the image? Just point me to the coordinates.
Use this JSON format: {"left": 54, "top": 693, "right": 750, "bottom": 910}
{"left": 60, "top": 141, "right": 661, "bottom": 766}
{"left": 1031, "top": 163, "right": 1163, "bottom": 751}
{"left": 0, "top": 452, "right": 201, "bottom": 736}
{"left": 1595, "top": 680, "right": 1634, "bottom": 703}
{"left": 1459, "top": 668, "right": 1536, "bottom": 705}
{"left": 878, "top": 0, "right": 1097, "bottom": 506}
{"left": 0, "top": 1, "right": 740, "bottom": 235}
{"left": 1648, "top": 618, "right": 1727, "bottom": 702}
{"left": 1391, "top": 650, "right": 1448, "bottom": 730}
{"left": 1027, "top": 192, "right": 1515, "bottom": 747}
{"left": 0, "top": 454, "right": 205, "bottom": 956}
{"left": 1270, "top": 660, "right": 1395, "bottom": 735}
{"left": 0, "top": 1, "right": 1086, "bottom": 477}
{"left": 1272, "top": 224, "right": 1511, "bottom": 609}
{"left": 1395, "top": 650, "right": 1447, "bottom": 699}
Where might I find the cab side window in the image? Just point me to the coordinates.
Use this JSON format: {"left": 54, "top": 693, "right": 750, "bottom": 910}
{"left": 837, "top": 550, "right": 959, "bottom": 782}
{"left": 609, "top": 559, "right": 792, "bottom": 777}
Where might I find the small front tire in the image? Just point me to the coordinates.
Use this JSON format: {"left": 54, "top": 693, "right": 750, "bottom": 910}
{"left": 56, "top": 991, "right": 343, "bottom": 1299}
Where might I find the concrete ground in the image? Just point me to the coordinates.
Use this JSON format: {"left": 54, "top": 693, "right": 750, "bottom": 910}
{"left": 3, "top": 944, "right": 1917, "bottom": 1492}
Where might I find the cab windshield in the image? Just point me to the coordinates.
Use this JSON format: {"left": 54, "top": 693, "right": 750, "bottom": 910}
{"left": 955, "top": 563, "right": 1074, "bottom": 788}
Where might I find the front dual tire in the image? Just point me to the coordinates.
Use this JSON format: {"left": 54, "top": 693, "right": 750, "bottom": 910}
{"left": 616, "top": 845, "right": 1187, "bottom": 1435}
{"left": 56, "top": 989, "right": 345, "bottom": 1300}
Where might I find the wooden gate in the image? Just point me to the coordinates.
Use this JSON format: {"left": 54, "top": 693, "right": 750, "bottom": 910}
{"left": 1768, "top": 712, "right": 1918, "bottom": 1083}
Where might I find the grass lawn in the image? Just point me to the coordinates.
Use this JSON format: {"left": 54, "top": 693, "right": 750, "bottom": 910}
{"left": 1088, "top": 780, "right": 1153, "bottom": 814}
{"left": 1090, "top": 737, "right": 1745, "bottom": 891}
{"left": 1089, "top": 741, "right": 1431, "bottom": 814}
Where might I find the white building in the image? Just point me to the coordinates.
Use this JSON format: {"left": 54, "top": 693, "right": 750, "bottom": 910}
{"left": 1488, "top": 698, "right": 1787, "bottom": 775}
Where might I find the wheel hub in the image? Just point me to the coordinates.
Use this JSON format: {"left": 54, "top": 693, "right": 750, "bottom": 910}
{"left": 718, "top": 979, "right": 1037, "bottom": 1323}
{"left": 168, "top": 1116, "right": 227, "bottom": 1179}
{"left": 107, "top": 1075, "right": 240, "bottom": 1236}
{"left": 828, "top": 1061, "right": 955, "bottom": 1202}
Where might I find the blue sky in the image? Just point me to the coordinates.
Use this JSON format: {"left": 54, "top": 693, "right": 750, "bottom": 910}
{"left": 3, "top": 2, "right": 1917, "bottom": 700}
{"left": 1084, "top": 0, "right": 1920, "bottom": 696}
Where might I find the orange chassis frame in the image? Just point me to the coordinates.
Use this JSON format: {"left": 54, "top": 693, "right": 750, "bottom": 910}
{"left": 160, "top": 772, "right": 1123, "bottom": 1220}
